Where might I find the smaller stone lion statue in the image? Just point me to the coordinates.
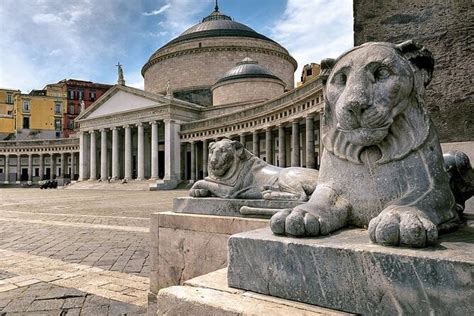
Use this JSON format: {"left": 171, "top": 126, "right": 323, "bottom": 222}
{"left": 189, "top": 139, "right": 319, "bottom": 201}
{"left": 271, "top": 40, "right": 464, "bottom": 248}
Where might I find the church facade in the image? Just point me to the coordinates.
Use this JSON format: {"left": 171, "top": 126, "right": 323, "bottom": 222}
{"left": 0, "top": 5, "right": 324, "bottom": 187}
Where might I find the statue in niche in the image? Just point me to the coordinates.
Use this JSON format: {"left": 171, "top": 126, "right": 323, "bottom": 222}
{"left": 271, "top": 40, "right": 471, "bottom": 248}
{"left": 189, "top": 139, "right": 319, "bottom": 201}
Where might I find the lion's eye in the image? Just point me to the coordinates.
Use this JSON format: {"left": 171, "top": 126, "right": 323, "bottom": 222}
{"left": 332, "top": 73, "right": 347, "bottom": 85}
{"left": 374, "top": 67, "right": 391, "bottom": 80}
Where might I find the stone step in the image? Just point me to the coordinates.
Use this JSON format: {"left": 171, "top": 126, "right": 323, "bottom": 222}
{"left": 157, "top": 269, "right": 348, "bottom": 316}
{"left": 66, "top": 180, "right": 154, "bottom": 191}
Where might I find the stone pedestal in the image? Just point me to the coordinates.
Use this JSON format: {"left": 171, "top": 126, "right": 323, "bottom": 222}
{"left": 228, "top": 218, "right": 474, "bottom": 315}
{"left": 149, "top": 211, "right": 268, "bottom": 297}
{"left": 157, "top": 269, "right": 346, "bottom": 316}
{"left": 172, "top": 197, "right": 302, "bottom": 218}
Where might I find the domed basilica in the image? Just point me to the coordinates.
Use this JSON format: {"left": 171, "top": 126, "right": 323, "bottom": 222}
{"left": 0, "top": 3, "right": 324, "bottom": 189}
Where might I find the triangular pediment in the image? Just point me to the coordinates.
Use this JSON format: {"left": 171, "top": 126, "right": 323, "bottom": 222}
{"left": 76, "top": 85, "right": 169, "bottom": 121}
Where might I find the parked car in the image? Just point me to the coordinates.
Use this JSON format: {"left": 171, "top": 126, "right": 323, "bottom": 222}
{"left": 40, "top": 180, "right": 58, "bottom": 189}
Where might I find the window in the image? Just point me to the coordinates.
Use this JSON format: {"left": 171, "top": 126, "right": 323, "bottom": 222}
{"left": 23, "top": 117, "right": 30, "bottom": 129}
{"left": 68, "top": 104, "right": 75, "bottom": 114}
{"left": 6, "top": 93, "right": 13, "bottom": 104}
{"left": 89, "top": 91, "right": 96, "bottom": 101}
{"left": 78, "top": 90, "right": 84, "bottom": 100}
{"left": 55, "top": 118, "right": 62, "bottom": 131}
{"left": 55, "top": 102, "right": 62, "bottom": 114}
{"left": 68, "top": 120, "right": 74, "bottom": 130}
{"left": 68, "top": 90, "right": 74, "bottom": 100}
{"left": 23, "top": 100, "right": 30, "bottom": 112}
{"left": 306, "top": 69, "right": 313, "bottom": 76}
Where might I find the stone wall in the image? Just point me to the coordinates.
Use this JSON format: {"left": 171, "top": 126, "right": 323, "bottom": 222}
{"left": 212, "top": 78, "right": 285, "bottom": 106}
{"left": 353, "top": 0, "right": 473, "bottom": 142}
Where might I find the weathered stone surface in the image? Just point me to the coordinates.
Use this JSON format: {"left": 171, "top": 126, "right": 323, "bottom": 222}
{"left": 157, "top": 269, "right": 347, "bottom": 316}
{"left": 354, "top": 1, "right": 473, "bottom": 143}
{"left": 228, "top": 219, "right": 474, "bottom": 315}
{"left": 149, "top": 211, "right": 267, "bottom": 296}
{"left": 174, "top": 197, "right": 301, "bottom": 218}
{"left": 271, "top": 41, "right": 461, "bottom": 248}
{"left": 189, "top": 139, "right": 318, "bottom": 200}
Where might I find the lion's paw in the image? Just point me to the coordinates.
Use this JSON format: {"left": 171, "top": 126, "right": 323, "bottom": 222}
{"left": 189, "top": 188, "right": 210, "bottom": 197}
{"left": 270, "top": 207, "right": 320, "bottom": 237}
{"left": 368, "top": 206, "right": 438, "bottom": 247}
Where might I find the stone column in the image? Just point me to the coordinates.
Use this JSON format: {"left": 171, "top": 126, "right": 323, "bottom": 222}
{"left": 252, "top": 131, "right": 260, "bottom": 156}
{"left": 16, "top": 155, "right": 21, "bottom": 182}
{"left": 137, "top": 122, "right": 145, "bottom": 180}
{"left": 202, "top": 139, "right": 208, "bottom": 178}
{"left": 90, "top": 130, "right": 97, "bottom": 180}
{"left": 265, "top": 127, "right": 273, "bottom": 164}
{"left": 50, "top": 154, "right": 56, "bottom": 180}
{"left": 124, "top": 125, "right": 132, "bottom": 180}
{"left": 79, "top": 131, "right": 87, "bottom": 181}
{"left": 100, "top": 129, "right": 108, "bottom": 181}
{"left": 112, "top": 127, "right": 119, "bottom": 180}
{"left": 60, "top": 153, "right": 65, "bottom": 178}
{"left": 278, "top": 125, "right": 286, "bottom": 167}
{"left": 4, "top": 155, "right": 9, "bottom": 184}
{"left": 151, "top": 121, "right": 158, "bottom": 180}
{"left": 70, "top": 152, "right": 75, "bottom": 179}
{"left": 164, "top": 119, "right": 181, "bottom": 182}
{"left": 240, "top": 133, "right": 246, "bottom": 147}
{"left": 291, "top": 119, "right": 300, "bottom": 167}
{"left": 39, "top": 154, "right": 44, "bottom": 180}
{"left": 306, "top": 115, "right": 316, "bottom": 169}
{"left": 190, "top": 141, "right": 196, "bottom": 182}
{"left": 27, "top": 154, "right": 33, "bottom": 181}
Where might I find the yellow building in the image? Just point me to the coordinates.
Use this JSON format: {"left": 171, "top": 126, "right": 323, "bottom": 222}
{"left": 0, "top": 88, "right": 18, "bottom": 139}
{"left": 14, "top": 90, "right": 66, "bottom": 139}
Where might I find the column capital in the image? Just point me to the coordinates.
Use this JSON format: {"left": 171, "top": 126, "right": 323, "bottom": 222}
{"left": 100, "top": 128, "right": 107, "bottom": 133}
{"left": 150, "top": 120, "right": 157, "bottom": 125}
{"left": 292, "top": 118, "right": 301, "bottom": 124}
{"left": 136, "top": 122, "right": 143, "bottom": 127}
{"left": 112, "top": 126, "right": 118, "bottom": 131}
{"left": 265, "top": 126, "right": 273, "bottom": 131}
{"left": 305, "top": 113, "right": 316, "bottom": 119}
{"left": 89, "top": 130, "right": 96, "bottom": 135}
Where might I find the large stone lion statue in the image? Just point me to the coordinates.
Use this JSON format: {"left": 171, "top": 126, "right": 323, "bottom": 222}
{"left": 189, "top": 139, "right": 319, "bottom": 201}
{"left": 271, "top": 40, "right": 462, "bottom": 247}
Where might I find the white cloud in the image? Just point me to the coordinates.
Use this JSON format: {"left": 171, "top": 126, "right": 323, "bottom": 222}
{"left": 272, "top": 0, "right": 353, "bottom": 83}
{"left": 32, "top": 13, "right": 62, "bottom": 24}
{"left": 144, "top": 4, "right": 171, "bottom": 16}
{"left": 155, "top": 0, "right": 207, "bottom": 37}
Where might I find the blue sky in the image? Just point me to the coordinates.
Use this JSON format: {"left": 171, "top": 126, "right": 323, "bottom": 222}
{"left": 0, "top": 0, "right": 353, "bottom": 92}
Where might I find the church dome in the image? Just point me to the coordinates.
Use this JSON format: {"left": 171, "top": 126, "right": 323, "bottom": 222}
{"left": 142, "top": 3, "right": 297, "bottom": 106}
{"left": 212, "top": 58, "right": 285, "bottom": 106}
{"left": 216, "top": 57, "right": 283, "bottom": 84}
{"left": 164, "top": 8, "right": 276, "bottom": 47}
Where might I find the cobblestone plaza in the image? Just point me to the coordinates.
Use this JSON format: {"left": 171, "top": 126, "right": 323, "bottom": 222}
{"left": 0, "top": 188, "right": 187, "bottom": 315}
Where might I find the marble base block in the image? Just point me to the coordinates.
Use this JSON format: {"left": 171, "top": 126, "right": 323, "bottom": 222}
{"left": 228, "top": 222, "right": 474, "bottom": 315}
{"left": 173, "top": 197, "right": 302, "bottom": 218}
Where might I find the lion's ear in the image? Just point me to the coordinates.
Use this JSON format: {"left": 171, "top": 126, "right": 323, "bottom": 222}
{"left": 231, "top": 141, "right": 246, "bottom": 159}
{"left": 320, "top": 58, "right": 336, "bottom": 85}
{"left": 396, "top": 40, "right": 434, "bottom": 88}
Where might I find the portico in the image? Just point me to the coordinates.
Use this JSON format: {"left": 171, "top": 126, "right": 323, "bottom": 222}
{"left": 75, "top": 84, "right": 202, "bottom": 188}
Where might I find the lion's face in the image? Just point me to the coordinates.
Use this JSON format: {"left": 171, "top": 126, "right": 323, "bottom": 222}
{"left": 326, "top": 45, "right": 414, "bottom": 146}
{"left": 208, "top": 139, "right": 244, "bottom": 177}
{"left": 321, "top": 41, "right": 434, "bottom": 164}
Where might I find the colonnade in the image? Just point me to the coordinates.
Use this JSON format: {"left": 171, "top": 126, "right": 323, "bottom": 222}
{"left": 0, "top": 152, "right": 79, "bottom": 184}
{"left": 182, "top": 114, "right": 320, "bottom": 182}
{"left": 79, "top": 119, "right": 181, "bottom": 182}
